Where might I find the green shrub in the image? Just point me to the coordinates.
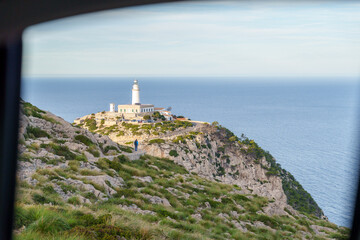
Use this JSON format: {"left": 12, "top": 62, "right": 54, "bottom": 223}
{"left": 28, "top": 214, "right": 70, "bottom": 234}
{"left": 42, "top": 185, "right": 56, "bottom": 195}
{"left": 70, "top": 224, "right": 140, "bottom": 240}
{"left": 59, "top": 183, "right": 77, "bottom": 194}
{"left": 103, "top": 145, "right": 119, "bottom": 154}
{"left": 109, "top": 159, "right": 122, "bottom": 172}
{"left": 118, "top": 144, "right": 133, "bottom": 153}
{"left": 68, "top": 196, "right": 81, "bottom": 205}
{"left": 75, "top": 135, "right": 94, "bottom": 146}
{"left": 80, "top": 169, "right": 102, "bottom": 176}
{"left": 172, "top": 136, "right": 186, "bottom": 144}
{"left": 83, "top": 192, "right": 97, "bottom": 201}
{"left": 88, "top": 146, "right": 100, "bottom": 157}
{"left": 51, "top": 144, "right": 76, "bottom": 160}
{"left": 95, "top": 158, "right": 110, "bottom": 170}
{"left": 25, "top": 126, "right": 50, "bottom": 139}
{"left": 116, "top": 154, "right": 129, "bottom": 163}
{"left": 42, "top": 115, "right": 60, "bottom": 124}
{"left": 18, "top": 153, "right": 32, "bottom": 162}
{"left": 53, "top": 139, "right": 66, "bottom": 144}
{"left": 169, "top": 150, "right": 179, "bottom": 157}
{"left": 75, "top": 153, "right": 87, "bottom": 162}
{"left": 149, "top": 139, "right": 165, "bottom": 144}
{"left": 22, "top": 101, "right": 46, "bottom": 117}
{"left": 13, "top": 206, "right": 37, "bottom": 229}
{"left": 232, "top": 194, "right": 250, "bottom": 203}
{"left": 152, "top": 157, "right": 187, "bottom": 174}
{"left": 116, "top": 131, "right": 125, "bottom": 137}
{"left": 32, "top": 193, "right": 57, "bottom": 205}
{"left": 84, "top": 118, "right": 97, "bottom": 132}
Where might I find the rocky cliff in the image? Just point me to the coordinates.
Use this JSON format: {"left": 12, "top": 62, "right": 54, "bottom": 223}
{"left": 14, "top": 101, "right": 349, "bottom": 239}
{"left": 75, "top": 112, "right": 324, "bottom": 219}
{"left": 141, "top": 123, "right": 324, "bottom": 219}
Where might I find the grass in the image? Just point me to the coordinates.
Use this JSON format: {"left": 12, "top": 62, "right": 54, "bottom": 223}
{"left": 79, "top": 169, "right": 103, "bottom": 176}
{"left": 40, "top": 143, "right": 76, "bottom": 160}
{"left": 25, "top": 126, "right": 51, "bottom": 139}
{"left": 42, "top": 115, "right": 60, "bottom": 124}
{"left": 103, "top": 145, "right": 119, "bottom": 154}
{"left": 67, "top": 196, "right": 81, "bottom": 205}
{"left": 22, "top": 101, "right": 46, "bottom": 118}
{"left": 84, "top": 118, "right": 97, "bottom": 132}
{"left": 18, "top": 153, "right": 32, "bottom": 162}
{"left": 58, "top": 183, "right": 77, "bottom": 194}
{"left": 75, "top": 154, "right": 88, "bottom": 162}
{"left": 32, "top": 193, "right": 59, "bottom": 205}
{"left": 118, "top": 144, "right": 133, "bottom": 153}
{"left": 14, "top": 153, "right": 349, "bottom": 240}
{"left": 87, "top": 146, "right": 100, "bottom": 157}
{"left": 149, "top": 139, "right": 165, "bottom": 144}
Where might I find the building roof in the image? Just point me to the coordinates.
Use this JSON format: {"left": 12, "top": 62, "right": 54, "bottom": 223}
{"left": 118, "top": 104, "right": 154, "bottom": 108}
{"left": 139, "top": 104, "right": 154, "bottom": 107}
{"left": 155, "top": 107, "right": 165, "bottom": 110}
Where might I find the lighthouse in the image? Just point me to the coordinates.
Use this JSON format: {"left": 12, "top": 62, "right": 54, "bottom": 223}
{"left": 117, "top": 80, "right": 154, "bottom": 117}
{"left": 109, "top": 103, "right": 115, "bottom": 112}
{"left": 132, "top": 79, "right": 140, "bottom": 105}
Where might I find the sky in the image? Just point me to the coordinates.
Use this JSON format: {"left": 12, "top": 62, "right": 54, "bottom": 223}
{"left": 22, "top": 0, "right": 360, "bottom": 79}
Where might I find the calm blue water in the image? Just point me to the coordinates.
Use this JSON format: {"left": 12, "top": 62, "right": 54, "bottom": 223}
{"left": 21, "top": 77, "right": 360, "bottom": 227}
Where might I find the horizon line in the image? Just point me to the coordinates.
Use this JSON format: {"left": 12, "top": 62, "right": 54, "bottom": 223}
{"left": 22, "top": 75, "right": 360, "bottom": 79}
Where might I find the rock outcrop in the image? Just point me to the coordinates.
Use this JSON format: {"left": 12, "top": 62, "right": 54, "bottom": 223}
{"left": 141, "top": 123, "right": 324, "bottom": 218}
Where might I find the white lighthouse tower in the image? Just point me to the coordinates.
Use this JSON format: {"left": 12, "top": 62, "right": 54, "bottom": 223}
{"left": 109, "top": 103, "right": 115, "bottom": 112}
{"left": 132, "top": 79, "right": 140, "bottom": 105}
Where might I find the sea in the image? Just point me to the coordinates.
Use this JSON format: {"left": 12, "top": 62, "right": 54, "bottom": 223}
{"left": 21, "top": 77, "right": 360, "bottom": 227}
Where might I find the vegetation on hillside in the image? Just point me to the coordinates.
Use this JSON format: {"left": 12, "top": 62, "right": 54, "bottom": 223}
{"left": 14, "top": 154, "right": 348, "bottom": 240}
{"left": 76, "top": 119, "right": 193, "bottom": 138}
{"left": 22, "top": 100, "right": 59, "bottom": 124}
{"left": 16, "top": 101, "right": 348, "bottom": 239}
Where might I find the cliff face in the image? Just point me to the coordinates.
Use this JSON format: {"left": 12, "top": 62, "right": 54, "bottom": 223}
{"left": 141, "top": 123, "right": 324, "bottom": 219}
{"left": 15, "top": 101, "right": 349, "bottom": 239}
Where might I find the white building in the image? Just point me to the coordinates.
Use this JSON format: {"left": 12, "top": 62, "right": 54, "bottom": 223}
{"left": 103, "top": 79, "right": 175, "bottom": 121}
{"left": 159, "top": 109, "right": 173, "bottom": 121}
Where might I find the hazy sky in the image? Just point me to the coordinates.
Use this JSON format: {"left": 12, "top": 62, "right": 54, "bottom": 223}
{"left": 22, "top": 1, "right": 360, "bottom": 78}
